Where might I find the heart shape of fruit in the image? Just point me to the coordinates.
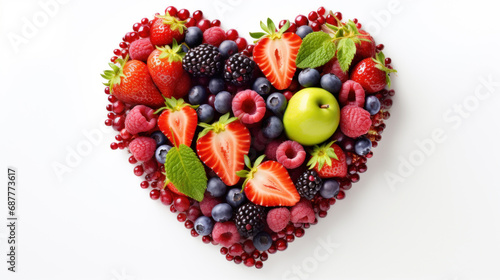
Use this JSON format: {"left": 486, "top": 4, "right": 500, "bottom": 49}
{"left": 102, "top": 6, "right": 396, "bottom": 269}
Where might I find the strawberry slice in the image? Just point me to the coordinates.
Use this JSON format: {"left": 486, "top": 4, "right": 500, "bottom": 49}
{"left": 251, "top": 19, "right": 301, "bottom": 90}
{"left": 237, "top": 155, "right": 300, "bottom": 207}
{"left": 156, "top": 97, "right": 197, "bottom": 147}
{"left": 307, "top": 141, "right": 347, "bottom": 178}
{"left": 197, "top": 114, "right": 251, "bottom": 186}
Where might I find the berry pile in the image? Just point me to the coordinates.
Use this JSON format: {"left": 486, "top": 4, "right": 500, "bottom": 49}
{"left": 102, "top": 6, "right": 396, "bottom": 268}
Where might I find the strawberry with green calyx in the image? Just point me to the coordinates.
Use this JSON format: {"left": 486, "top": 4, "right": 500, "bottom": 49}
{"left": 101, "top": 55, "right": 164, "bottom": 107}
{"left": 351, "top": 51, "right": 397, "bottom": 93}
{"left": 156, "top": 97, "right": 198, "bottom": 148}
{"left": 147, "top": 39, "right": 187, "bottom": 98}
{"left": 250, "top": 19, "right": 302, "bottom": 90}
{"left": 306, "top": 141, "right": 347, "bottom": 178}
{"left": 196, "top": 113, "right": 251, "bottom": 186}
{"left": 150, "top": 13, "right": 186, "bottom": 46}
{"left": 236, "top": 155, "right": 300, "bottom": 207}
{"left": 296, "top": 15, "right": 372, "bottom": 72}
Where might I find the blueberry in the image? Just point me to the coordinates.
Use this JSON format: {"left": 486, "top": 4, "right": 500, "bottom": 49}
{"left": 266, "top": 92, "right": 288, "bottom": 118}
{"left": 296, "top": 26, "right": 313, "bottom": 39}
{"left": 184, "top": 27, "right": 203, "bottom": 48}
{"left": 211, "top": 203, "right": 233, "bottom": 222}
{"left": 214, "top": 91, "right": 233, "bottom": 114}
{"left": 252, "top": 77, "right": 272, "bottom": 96}
{"left": 150, "top": 131, "right": 168, "bottom": 147}
{"left": 365, "top": 96, "right": 381, "bottom": 115}
{"left": 218, "top": 40, "right": 239, "bottom": 59}
{"left": 208, "top": 78, "right": 225, "bottom": 94}
{"left": 253, "top": 231, "right": 272, "bottom": 251}
{"left": 320, "top": 73, "right": 342, "bottom": 94}
{"left": 226, "top": 188, "right": 246, "bottom": 208}
{"left": 197, "top": 104, "right": 215, "bottom": 123}
{"left": 354, "top": 136, "right": 372, "bottom": 156}
{"left": 188, "top": 85, "right": 208, "bottom": 105}
{"left": 207, "top": 177, "right": 227, "bottom": 197}
{"left": 298, "top": 68, "right": 320, "bottom": 87}
{"left": 194, "top": 216, "right": 214, "bottom": 236}
{"left": 262, "top": 116, "right": 283, "bottom": 139}
{"left": 155, "top": 144, "right": 172, "bottom": 164}
{"left": 320, "top": 179, "right": 340, "bottom": 199}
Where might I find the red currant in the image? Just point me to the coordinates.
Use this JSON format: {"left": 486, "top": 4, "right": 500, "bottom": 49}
{"left": 185, "top": 17, "right": 196, "bottom": 27}
{"left": 150, "top": 189, "right": 160, "bottom": 200}
{"left": 174, "top": 196, "right": 190, "bottom": 212}
{"left": 308, "top": 11, "right": 318, "bottom": 21}
{"left": 317, "top": 6, "right": 326, "bottom": 15}
{"left": 211, "top": 19, "right": 221, "bottom": 27}
{"left": 133, "top": 165, "right": 144, "bottom": 176}
{"left": 235, "top": 37, "right": 247, "bottom": 52}
{"left": 295, "top": 15, "right": 308, "bottom": 26}
{"left": 197, "top": 19, "right": 211, "bottom": 32}
{"left": 177, "top": 9, "right": 190, "bottom": 20}
{"left": 165, "top": 6, "right": 177, "bottom": 16}
{"left": 192, "top": 10, "right": 203, "bottom": 21}
{"left": 110, "top": 142, "right": 118, "bottom": 150}
{"left": 138, "top": 25, "right": 150, "bottom": 38}
{"left": 226, "top": 29, "right": 239, "bottom": 40}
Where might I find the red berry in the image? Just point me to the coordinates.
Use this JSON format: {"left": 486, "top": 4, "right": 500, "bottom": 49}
{"left": 137, "top": 25, "right": 150, "bottom": 38}
{"left": 317, "top": 15, "right": 326, "bottom": 24}
{"left": 128, "top": 156, "right": 137, "bottom": 164}
{"left": 220, "top": 247, "right": 228, "bottom": 255}
{"left": 295, "top": 15, "right": 308, "bottom": 26}
{"left": 255, "top": 261, "right": 263, "bottom": 269}
{"left": 197, "top": 19, "right": 211, "bottom": 32}
{"left": 165, "top": 6, "right": 177, "bottom": 16}
{"left": 192, "top": 10, "right": 203, "bottom": 21}
{"left": 140, "top": 18, "right": 149, "bottom": 25}
{"left": 308, "top": 11, "right": 318, "bottom": 21}
{"left": 295, "top": 227, "right": 305, "bottom": 237}
{"left": 244, "top": 257, "right": 255, "bottom": 267}
{"left": 276, "top": 141, "right": 306, "bottom": 169}
{"left": 334, "top": 12, "right": 343, "bottom": 21}
{"left": 276, "top": 238, "right": 287, "bottom": 251}
{"left": 310, "top": 21, "right": 321, "bottom": 31}
{"left": 110, "top": 142, "right": 118, "bottom": 150}
{"left": 133, "top": 165, "right": 144, "bottom": 176}
{"left": 234, "top": 37, "right": 247, "bottom": 52}
{"left": 317, "top": 6, "right": 326, "bottom": 15}
{"left": 177, "top": 213, "right": 186, "bottom": 222}
{"left": 185, "top": 17, "right": 196, "bottom": 27}
{"left": 226, "top": 29, "right": 239, "bottom": 40}
{"left": 326, "top": 14, "right": 336, "bottom": 25}
{"left": 260, "top": 251, "right": 268, "bottom": 261}
{"left": 283, "top": 91, "right": 293, "bottom": 101}
{"left": 211, "top": 19, "right": 221, "bottom": 27}
{"left": 160, "top": 190, "right": 173, "bottom": 205}
{"left": 150, "top": 189, "right": 160, "bottom": 200}
{"left": 231, "top": 89, "right": 266, "bottom": 124}
{"left": 177, "top": 9, "right": 190, "bottom": 20}
{"left": 229, "top": 243, "right": 244, "bottom": 256}
{"left": 174, "top": 197, "right": 190, "bottom": 212}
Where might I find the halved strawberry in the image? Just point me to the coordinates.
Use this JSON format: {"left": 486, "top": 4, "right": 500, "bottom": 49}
{"left": 306, "top": 141, "right": 347, "bottom": 178}
{"left": 251, "top": 19, "right": 301, "bottom": 90}
{"left": 197, "top": 114, "right": 251, "bottom": 186}
{"left": 237, "top": 155, "right": 300, "bottom": 207}
{"left": 156, "top": 97, "right": 197, "bottom": 147}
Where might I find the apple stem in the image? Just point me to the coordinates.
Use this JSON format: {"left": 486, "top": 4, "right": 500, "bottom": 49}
{"left": 320, "top": 104, "right": 329, "bottom": 109}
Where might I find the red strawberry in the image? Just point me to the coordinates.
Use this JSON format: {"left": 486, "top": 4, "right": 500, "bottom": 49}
{"left": 150, "top": 14, "right": 186, "bottom": 46}
{"left": 197, "top": 114, "right": 251, "bottom": 186}
{"left": 351, "top": 51, "right": 397, "bottom": 93}
{"left": 101, "top": 57, "right": 164, "bottom": 107}
{"left": 147, "top": 40, "right": 185, "bottom": 98}
{"left": 157, "top": 97, "right": 197, "bottom": 147}
{"left": 172, "top": 70, "right": 191, "bottom": 99}
{"left": 306, "top": 141, "right": 347, "bottom": 178}
{"left": 352, "top": 30, "right": 376, "bottom": 66}
{"left": 251, "top": 19, "right": 301, "bottom": 90}
{"left": 237, "top": 155, "right": 300, "bottom": 207}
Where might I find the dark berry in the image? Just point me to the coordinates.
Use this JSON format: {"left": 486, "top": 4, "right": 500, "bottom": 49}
{"left": 208, "top": 78, "right": 225, "bottom": 94}
{"left": 320, "top": 73, "right": 342, "bottom": 94}
{"left": 150, "top": 131, "right": 168, "bottom": 147}
{"left": 197, "top": 104, "right": 215, "bottom": 123}
{"left": 224, "top": 53, "right": 255, "bottom": 86}
{"left": 185, "top": 27, "right": 203, "bottom": 48}
{"left": 296, "top": 25, "right": 313, "bottom": 39}
{"left": 253, "top": 231, "right": 272, "bottom": 251}
{"left": 155, "top": 144, "right": 172, "bottom": 164}
{"left": 218, "top": 40, "right": 239, "bottom": 59}
{"left": 252, "top": 77, "right": 272, "bottom": 96}
{"left": 295, "top": 170, "right": 322, "bottom": 200}
{"left": 183, "top": 44, "right": 223, "bottom": 77}
{"left": 235, "top": 203, "right": 266, "bottom": 237}
{"left": 354, "top": 136, "right": 372, "bottom": 156}
{"left": 266, "top": 92, "right": 288, "bottom": 118}
{"left": 320, "top": 179, "right": 340, "bottom": 199}
{"left": 298, "top": 68, "right": 320, "bottom": 87}
{"left": 194, "top": 216, "right": 213, "bottom": 236}
{"left": 211, "top": 203, "right": 233, "bottom": 222}
{"left": 206, "top": 177, "right": 227, "bottom": 197}
{"left": 214, "top": 91, "right": 233, "bottom": 114}
{"left": 365, "top": 96, "right": 381, "bottom": 115}
{"left": 188, "top": 85, "right": 208, "bottom": 105}
{"left": 226, "top": 188, "right": 246, "bottom": 208}
{"left": 262, "top": 116, "right": 283, "bottom": 139}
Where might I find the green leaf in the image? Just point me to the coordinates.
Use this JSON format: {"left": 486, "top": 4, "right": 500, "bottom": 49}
{"left": 296, "top": 32, "right": 336, "bottom": 69}
{"left": 336, "top": 38, "right": 356, "bottom": 72}
{"left": 267, "top": 18, "right": 276, "bottom": 33}
{"left": 250, "top": 32, "right": 266, "bottom": 39}
{"left": 165, "top": 144, "right": 207, "bottom": 201}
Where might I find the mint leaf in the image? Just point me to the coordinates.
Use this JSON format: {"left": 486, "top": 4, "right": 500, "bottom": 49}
{"left": 165, "top": 144, "right": 207, "bottom": 201}
{"left": 296, "top": 32, "right": 336, "bottom": 69}
{"left": 336, "top": 38, "right": 356, "bottom": 72}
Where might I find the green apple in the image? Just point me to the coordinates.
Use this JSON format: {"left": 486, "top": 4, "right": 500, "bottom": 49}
{"left": 283, "top": 87, "right": 340, "bottom": 146}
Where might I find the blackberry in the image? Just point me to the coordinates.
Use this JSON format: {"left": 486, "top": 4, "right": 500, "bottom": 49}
{"left": 182, "top": 44, "right": 223, "bottom": 77}
{"left": 224, "top": 53, "right": 255, "bottom": 86}
{"left": 295, "top": 170, "right": 322, "bottom": 200}
{"left": 235, "top": 203, "right": 266, "bottom": 237}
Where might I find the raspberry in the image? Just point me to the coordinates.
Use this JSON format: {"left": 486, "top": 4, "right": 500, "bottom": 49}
{"left": 265, "top": 139, "right": 282, "bottom": 161}
{"left": 339, "top": 80, "right": 365, "bottom": 107}
{"left": 266, "top": 207, "right": 291, "bottom": 233}
{"left": 212, "top": 221, "right": 241, "bottom": 247}
{"left": 276, "top": 141, "right": 306, "bottom": 169}
{"left": 322, "top": 57, "right": 348, "bottom": 82}
{"left": 125, "top": 105, "right": 157, "bottom": 135}
{"left": 200, "top": 193, "right": 221, "bottom": 217}
{"left": 129, "top": 38, "right": 155, "bottom": 62}
{"left": 340, "top": 105, "right": 372, "bottom": 138}
{"left": 128, "top": 136, "right": 156, "bottom": 162}
{"left": 290, "top": 199, "right": 315, "bottom": 224}
{"left": 203, "top": 27, "right": 227, "bottom": 47}
{"left": 232, "top": 90, "right": 266, "bottom": 125}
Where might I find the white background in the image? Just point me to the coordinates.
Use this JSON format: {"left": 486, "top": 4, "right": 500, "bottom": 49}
{"left": 1, "top": 0, "right": 500, "bottom": 279}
